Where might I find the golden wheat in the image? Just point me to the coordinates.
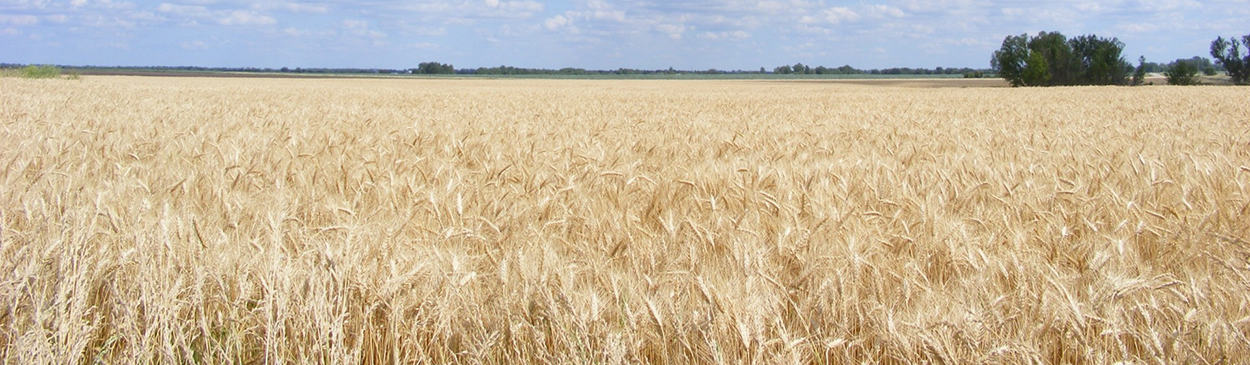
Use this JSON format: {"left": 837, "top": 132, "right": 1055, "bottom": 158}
{"left": 2, "top": 76, "right": 1249, "bottom": 364}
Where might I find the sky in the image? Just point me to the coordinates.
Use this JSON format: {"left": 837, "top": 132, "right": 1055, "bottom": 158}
{"left": 1, "top": 0, "right": 1246, "bottom": 70}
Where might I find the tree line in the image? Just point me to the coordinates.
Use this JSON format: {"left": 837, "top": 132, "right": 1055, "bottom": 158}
{"left": 991, "top": 31, "right": 1250, "bottom": 86}
{"left": 407, "top": 63, "right": 994, "bottom": 77}
{"left": 771, "top": 63, "right": 989, "bottom": 77}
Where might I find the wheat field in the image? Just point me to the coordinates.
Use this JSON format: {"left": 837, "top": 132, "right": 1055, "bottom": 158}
{"left": 2, "top": 76, "right": 1249, "bottom": 364}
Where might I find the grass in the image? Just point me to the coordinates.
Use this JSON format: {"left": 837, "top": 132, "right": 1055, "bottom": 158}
{"left": 1, "top": 65, "right": 80, "bottom": 80}
{"left": 1, "top": 76, "right": 1248, "bottom": 364}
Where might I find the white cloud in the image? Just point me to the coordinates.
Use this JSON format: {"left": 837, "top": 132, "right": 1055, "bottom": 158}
{"left": 217, "top": 10, "right": 275, "bottom": 26}
{"left": 180, "top": 40, "right": 207, "bottom": 49}
{"left": 698, "top": 30, "right": 749, "bottom": 41}
{"left": 0, "top": 14, "right": 39, "bottom": 26}
{"left": 281, "top": 26, "right": 335, "bottom": 37}
{"left": 869, "top": 5, "right": 905, "bottom": 18}
{"left": 483, "top": 0, "right": 542, "bottom": 13}
{"left": 340, "top": 19, "right": 386, "bottom": 38}
{"left": 802, "top": 7, "right": 860, "bottom": 24}
{"left": 544, "top": 14, "right": 569, "bottom": 31}
{"left": 281, "top": 2, "right": 328, "bottom": 13}
{"left": 158, "top": 3, "right": 209, "bottom": 17}
{"left": 129, "top": 11, "right": 164, "bottom": 23}
{"left": 655, "top": 23, "right": 686, "bottom": 40}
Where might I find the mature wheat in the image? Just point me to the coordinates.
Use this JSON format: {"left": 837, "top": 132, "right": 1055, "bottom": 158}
{"left": 2, "top": 76, "right": 1248, "bottom": 364}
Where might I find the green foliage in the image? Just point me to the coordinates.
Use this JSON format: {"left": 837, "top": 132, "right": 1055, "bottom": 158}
{"left": 1165, "top": 60, "right": 1201, "bottom": 85}
{"left": 413, "top": 62, "right": 455, "bottom": 74}
{"left": 21, "top": 65, "right": 62, "bottom": 79}
{"left": 991, "top": 34, "right": 1030, "bottom": 86}
{"left": 992, "top": 31, "right": 1131, "bottom": 87}
{"left": 1210, "top": 34, "right": 1250, "bottom": 84}
{"left": 1132, "top": 56, "right": 1147, "bottom": 86}
{"left": 1070, "top": 34, "right": 1130, "bottom": 85}
{"left": 1022, "top": 51, "right": 1051, "bottom": 86}
{"left": 1031, "top": 32, "right": 1074, "bottom": 85}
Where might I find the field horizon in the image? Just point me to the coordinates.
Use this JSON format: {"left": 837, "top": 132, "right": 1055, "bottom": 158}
{"left": 2, "top": 76, "right": 1249, "bottom": 364}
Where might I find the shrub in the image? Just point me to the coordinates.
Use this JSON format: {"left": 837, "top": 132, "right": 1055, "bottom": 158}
{"left": 21, "top": 65, "right": 62, "bottom": 79}
{"left": 1165, "top": 60, "right": 1200, "bottom": 85}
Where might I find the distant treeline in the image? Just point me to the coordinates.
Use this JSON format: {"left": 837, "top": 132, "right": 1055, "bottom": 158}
{"left": 1, "top": 62, "right": 992, "bottom": 78}
{"left": 418, "top": 62, "right": 992, "bottom": 77}
{"left": 1134, "top": 56, "right": 1222, "bottom": 74}
{"left": 769, "top": 63, "right": 989, "bottom": 77}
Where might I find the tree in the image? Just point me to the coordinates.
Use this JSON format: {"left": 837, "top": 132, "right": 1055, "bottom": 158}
{"left": 1070, "top": 34, "right": 1129, "bottom": 85}
{"left": 1030, "top": 31, "right": 1074, "bottom": 85}
{"left": 414, "top": 62, "right": 455, "bottom": 74}
{"left": 991, "top": 34, "right": 1031, "bottom": 87}
{"left": 992, "top": 31, "right": 1132, "bottom": 87}
{"left": 1132, "top": 56, "right": 1147, "bottom": 86}
{"left": 1022, "top": 51, "right": 1051, "bottom": 86}
{"left": 1165, "top": 59, "right": 1200, "bottom": 85}
{"left": 1210, "top": 34, "right": 1250, "bottom": 84}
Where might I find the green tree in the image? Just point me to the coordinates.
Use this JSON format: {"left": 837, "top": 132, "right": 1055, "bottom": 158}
{"left": 1165, "top": 59, "right": 1200, "bottom": 85}
{"left": 414, "top": 62, "right": 455, "bottom": 74}
{"left": 1070, "top": 34, "right": 1129, "bottom": 85}
{"left": 1132, "top": 56, "right": 1147, "bottom": 86}
{"left": 991, "top": 34, "right": 1031, "bottom": 87}
{"left": 1210, "top": 34, "right": 1250, "bottom": 84}
{"left": 992, "top": 31, "right": 1132, "bottom": 87}
{"left": 1030, "top": 31, "right": 1073, "bottom": 85}
{"left": 1022, "top": 51, "right": 1051, "bottom": 86}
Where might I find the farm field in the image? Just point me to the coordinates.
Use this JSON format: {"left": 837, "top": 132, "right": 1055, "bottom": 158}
{"left": 2, "top": 76, "right": 1249, "bottom": 364}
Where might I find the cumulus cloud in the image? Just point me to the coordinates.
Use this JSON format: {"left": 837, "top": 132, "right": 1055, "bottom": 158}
{"left": 868, "top": 5, "right": 905, "bottom": 18}
{"left": 341, "top": 19, "right": 385, "bottom": 38}
{"left": 180, "top": 40, "right": 207, "bottom": 49}
{"left": 280, "top": 2, "right": 328, "bottom": 14}
{"left": 544, "top": 14, "right": 569, "bottom": 31}
{"left": 655, "top": 23, "right": 686, "bottom": 39}
{"left": 698, "top": 30, "right": 749, "bottom": 41}
{"left": 282, "top": 26, "right": 335, "bottom": 37}
{"left": 157, "top": 3, "right": 209, "bottom": 17}
{"left": 0, "top": 14, "right": 39, "bottom": 26}
{"left": 217, "top": 10, "right": 275, "bottom": 26}
{"left": 801, "top": 7, "right": 860, "bottom": 24}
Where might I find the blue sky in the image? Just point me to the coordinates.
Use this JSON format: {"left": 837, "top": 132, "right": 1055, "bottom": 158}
{"left": 1, "top": 0, "right": 1246, "bottom": 70}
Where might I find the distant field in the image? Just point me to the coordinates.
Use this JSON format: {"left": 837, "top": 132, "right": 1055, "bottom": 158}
{"left": 2, "top": 76, "right": 1248, "bottom": 364}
